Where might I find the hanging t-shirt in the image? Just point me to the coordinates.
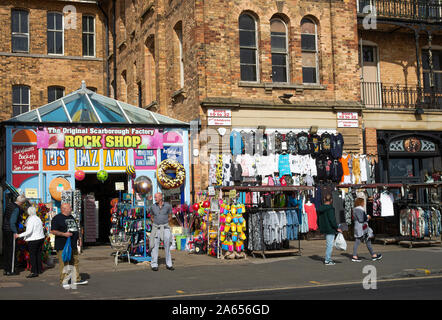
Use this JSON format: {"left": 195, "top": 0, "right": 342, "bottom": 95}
{"left": 339, "top": 154, "right": 351, "bottom": 184}
{"left": 297, "top": 132, "right": 310, "bottom": 155}
{"left": 304, "top": 203, "right": 318, "bottom": 231}
{"left": 352, "top": 154, "right": 361, "bottom": 184}
{"left": 230, "top": 130, "right": 244, "bottom": 155}
{"left": 278, "top": 154, "right": 291, "bottom": 176}
{"left": 286, "top": 131, "right": 298, "bottom": 155}
{"left": 360, "top": 155, "right": 368, "bottom": 182}
{"left": 380, "top": 192, "right": 395, "bottom": 217}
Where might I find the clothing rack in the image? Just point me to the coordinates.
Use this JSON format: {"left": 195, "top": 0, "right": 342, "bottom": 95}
{"left": 247, "top": 206, "right": 302, "bottom": 259}
{"left": 398, "top": 203, "right": 441, "bottom": 248}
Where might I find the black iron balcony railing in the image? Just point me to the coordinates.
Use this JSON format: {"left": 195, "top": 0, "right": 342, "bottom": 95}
{"left": 361, "top": 81, "right": 442, "bottom": 109}
{"left": 358, "top": 0, "right": 442, "bottom": 22}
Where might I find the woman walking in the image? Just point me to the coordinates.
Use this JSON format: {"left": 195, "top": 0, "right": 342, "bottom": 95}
{"left": 16, "top": 207, "right": 46, "bottom": 278}
{"left": 352, "top": 198, "right": 382, "bottom": 262}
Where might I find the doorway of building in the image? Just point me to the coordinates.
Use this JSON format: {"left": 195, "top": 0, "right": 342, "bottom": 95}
{"left": 76, "top": 173, "right": 127, "bottom": 244}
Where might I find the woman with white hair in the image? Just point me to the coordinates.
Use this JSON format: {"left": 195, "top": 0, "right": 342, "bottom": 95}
{"left": 16, "top": 206, "right": 46, "bottom": 278}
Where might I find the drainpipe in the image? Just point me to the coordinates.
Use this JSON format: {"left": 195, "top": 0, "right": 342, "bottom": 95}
{"left": 112, "top": 0, "right": 117, "bottom": 99}
{"left": 97, "top": 1, "right": 110, "bottom": 97}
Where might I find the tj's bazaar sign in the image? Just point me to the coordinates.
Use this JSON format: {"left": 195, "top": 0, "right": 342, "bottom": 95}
{"left": 37, "top": 127, "right": 163, "bottom": 149}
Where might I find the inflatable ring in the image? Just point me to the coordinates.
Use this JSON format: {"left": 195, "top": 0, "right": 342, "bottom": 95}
{"left": 156, "top": 159, "right": 186, "bottom": 189}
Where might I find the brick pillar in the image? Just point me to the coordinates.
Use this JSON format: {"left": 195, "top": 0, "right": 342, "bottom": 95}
{"left": 365, "top": 128, "right": 378, "bottom": 160}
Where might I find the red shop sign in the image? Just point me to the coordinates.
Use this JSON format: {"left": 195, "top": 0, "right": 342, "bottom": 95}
{"left": 12, "top": 145, "right": 39, "bottom": 171}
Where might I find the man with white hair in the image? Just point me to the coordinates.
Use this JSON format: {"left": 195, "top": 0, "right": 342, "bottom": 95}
{"left": 148, "top": 192, "right": 174, "bottom": 271}
{"left": 2, "top": 195, "right": 27, "bottom": 276}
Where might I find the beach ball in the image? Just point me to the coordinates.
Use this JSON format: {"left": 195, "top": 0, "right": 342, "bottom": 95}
{"left": 75, "top": 170, "right": 85, "bottom": 181}
{"left": 97, "top": 170, "right": 108, "bottom": 182}
{"left": 125, "top": 165, "right": 136, "bottom": 178}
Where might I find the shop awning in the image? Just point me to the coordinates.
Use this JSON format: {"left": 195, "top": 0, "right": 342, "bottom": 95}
{"left": 3, "top": 81, "right": 188, "bottom": 126}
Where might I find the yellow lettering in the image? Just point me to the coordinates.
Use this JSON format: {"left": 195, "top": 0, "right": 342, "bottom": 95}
{"left": 105, "top": 136, "right": 114, "bottom": 148}
{"left": 92, "top": 135, "right": 102, "bottom": 148}
{"left": 84, "top": 136, "right": 91, "bottom": 147}
{"left": 114, "top": 136, "right": 124, "bottom": 147}
{"left": 74, "top": 136, "right": 83, "bottom": 148}
{"left": 65, "top": 136, "right": 74, "bottom": 148}
{"left": 132, "top": 136, "right": 141, "bottom": 148}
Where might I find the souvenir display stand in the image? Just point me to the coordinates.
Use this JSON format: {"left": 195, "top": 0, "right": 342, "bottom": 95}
{"left": 220, "top": 186, "right": 309, "bottom": 258}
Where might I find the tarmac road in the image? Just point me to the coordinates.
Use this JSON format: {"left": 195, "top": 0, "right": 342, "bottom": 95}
{"left": 1, "top": 245, "right": 442, "bottom": 300}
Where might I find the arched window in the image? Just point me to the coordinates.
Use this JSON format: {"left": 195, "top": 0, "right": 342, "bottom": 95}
{"left": 301, "top": 18, "right": 319, "bottom": 84}
{"left": 270, "top": 18, "right": 288, "bottom": 83}
{"left": 239, "top": 13, "right": 258, "bottom": 82}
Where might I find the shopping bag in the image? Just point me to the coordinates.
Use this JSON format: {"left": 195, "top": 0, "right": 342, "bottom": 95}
{"left": 334, "top": 232, "right": 347, "bottom": 251}
{"left": 62, "top": 237, "right": 72, "bottom": 262}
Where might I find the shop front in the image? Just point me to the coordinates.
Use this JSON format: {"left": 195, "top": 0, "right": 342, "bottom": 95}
{"left": 1, "top": 83, "right": 190, "bottom": 250}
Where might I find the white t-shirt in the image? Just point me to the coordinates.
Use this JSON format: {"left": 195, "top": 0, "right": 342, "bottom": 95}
{"left": 360, "top": 155, "right": 368, "bottom": 182}
{"left": 380, "top": 192, "right": 395, "bottom": 217}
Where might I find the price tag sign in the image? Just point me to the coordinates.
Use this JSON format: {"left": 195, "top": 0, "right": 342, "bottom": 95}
{"left": 115, "top": 182, "right": 125, "bottom": 191}
{"left": 208, "top": 186, "right": 215, "bottom": 196}
{"left": 25, "top": 188, "right": 38, "bottom": 199}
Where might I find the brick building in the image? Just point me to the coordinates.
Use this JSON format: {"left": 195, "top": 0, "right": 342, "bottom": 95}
{"left": 0, "top": 0, "right": 107, "bottom": 121}
{"left": 0, "top": 0, "right": 440, "bottom": 193}
{"left": 357, "top": 0, "right": 442, "bottom": 184}
{"left": 101, "top": 0, "right": 364, "bottom": 192}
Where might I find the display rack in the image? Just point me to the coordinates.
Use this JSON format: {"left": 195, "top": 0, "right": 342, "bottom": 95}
{"left": 129, "top": 197, "right": 152, "bottom": 263}
{"left": 336, "top": 182, "right": 442, "bottom": 247}
{"left": 220, "top": 185, "right": 313, "bottom": 259}
{"left": 248, "top": 206, "right": 302, "bottom": 259}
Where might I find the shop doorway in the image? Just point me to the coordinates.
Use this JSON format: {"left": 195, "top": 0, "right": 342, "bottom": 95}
{"left": 76, "top": 173, "right": 128, "bottom": 244}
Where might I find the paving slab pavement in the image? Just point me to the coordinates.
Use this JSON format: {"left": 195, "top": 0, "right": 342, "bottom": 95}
{"left": 1, "top": 239, "right": 442, "bottom": 300}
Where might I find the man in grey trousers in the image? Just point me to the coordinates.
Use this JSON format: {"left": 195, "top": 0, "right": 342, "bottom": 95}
{"left": 149, "top": 193, "right": 174, "bottom": 271}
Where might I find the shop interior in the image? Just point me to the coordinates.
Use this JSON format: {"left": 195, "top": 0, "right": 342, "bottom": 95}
{"left": 76, "top": 173, "right": 127, "bottom": 244}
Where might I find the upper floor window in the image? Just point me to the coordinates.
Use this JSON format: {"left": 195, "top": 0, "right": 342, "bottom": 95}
{"left": 48, "top": 86, "right": 65, "bottom": 103}
{"left": 271, "top": 18, "right": 289, "bottom": 83}
{"left": 422, "top": 50, "right": 442, "bottom": 93}
{"left": 11, "top": 9, "right": 29, "bottom": 53}
{"left": 174, "top": 22, "right": 184, "bottom": 89}
{"left": 47, "top": 12, "right": 63, "bottom": 54}
{"left": 301, "top": 18, "right": 319, "bottom": 84}
{"left": 239, "top": 13, "right": 258, "bottom": 82}
{"left": 83, "top": 15, "right": 95, "bottom": 57}
{"left": 12, "top": 85, "right": 30, "bottom": 116}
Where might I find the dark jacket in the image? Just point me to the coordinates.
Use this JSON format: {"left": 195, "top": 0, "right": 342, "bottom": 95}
{"left": 3, "top": 202, "right": 22, "bottom": 233}
{"left": 317, "top": 204, "right": 338, "bottom": 235}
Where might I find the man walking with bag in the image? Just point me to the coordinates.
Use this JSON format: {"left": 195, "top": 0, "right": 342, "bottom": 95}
{"left": 317, "top": 194, "right": 342, "bottom": 265}
{"left": 149, "top": 193, "right": 174, "bottom": 271}
{"left": 51, "top": 203, "right": 88, "bottom": 288}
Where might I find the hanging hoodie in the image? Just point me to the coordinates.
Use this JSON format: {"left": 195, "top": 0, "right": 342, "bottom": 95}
{"left": 310, "top": 133, "right": 322, "bottom": 158}
{"left": 320, "top": 132, "right": 332, "bottom": 156}
{"left": 331, "top": 133, "right": 344, "bottom": 159}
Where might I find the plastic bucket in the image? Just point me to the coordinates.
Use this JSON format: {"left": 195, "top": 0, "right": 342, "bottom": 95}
{"left": 176, "top": 235, "right": 185, "bottom": 251}
{"left": 180, "top": 238, "right": 187, "bottom": 251}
